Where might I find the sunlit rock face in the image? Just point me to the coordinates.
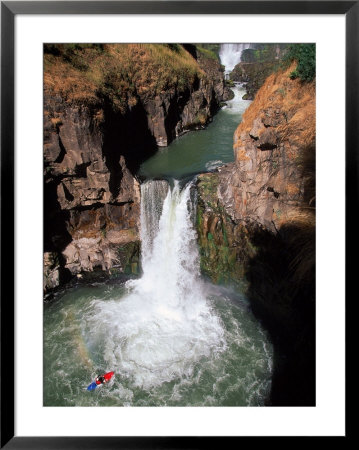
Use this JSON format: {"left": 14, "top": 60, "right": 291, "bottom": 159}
{"left": 221, "top": 63, "right": 316, "bottom": 232}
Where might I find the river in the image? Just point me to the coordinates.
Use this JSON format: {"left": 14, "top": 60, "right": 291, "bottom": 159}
{"left": 139, "top": 85, "right": 251, "bottom": 179}
{"left": 43, "top": 84, "right": 273, "bottom": 407}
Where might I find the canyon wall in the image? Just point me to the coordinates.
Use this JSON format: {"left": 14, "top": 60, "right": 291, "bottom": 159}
{"left": 197, "top": 64, "right": 315, "bottom": 280}
{"left": 44, "top": 44, "right": 229, "bottom": 294}
{"left": 229, "top": 44, "right": 288, "bottom": 99}
{"left": 197, "top": 64, "right": 315, "bottom": 405}
{"left": 230, "top": 61, "right": 279, "bottom": 100}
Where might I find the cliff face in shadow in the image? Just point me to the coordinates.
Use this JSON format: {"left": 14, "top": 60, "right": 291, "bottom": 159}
{"left": 245, "top": 221, "right": 315, "bottom": 405}
{"left": 197, "top": 64, "right": 315, "bottom": 405}
{"left": 44, "top": 44, "right": 229, "bottom": 295}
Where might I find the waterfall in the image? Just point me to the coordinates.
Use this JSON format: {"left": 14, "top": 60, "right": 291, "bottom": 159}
{"left": 219, "top": 43, "right": 251, "bottom": 77}
{"left": 139, "top": 180, "right": 201, "bottom": 302}
{"left": 140, "top": 179, "right": 169, "bottom": 267}
{"left": 86, "top": 180, "right": 226, "bottom": 389}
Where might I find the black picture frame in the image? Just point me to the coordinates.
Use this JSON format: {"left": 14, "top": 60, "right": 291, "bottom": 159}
{"left": 1, "top": 1, "right": 354, "bottom": 447}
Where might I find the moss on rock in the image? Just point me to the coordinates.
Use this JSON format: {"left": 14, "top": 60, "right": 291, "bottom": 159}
{"left": 196, "top": 173, "right": 258, "bottom": 289}
{"left": 117, "top": 241, "right": 141, "bottom": 275}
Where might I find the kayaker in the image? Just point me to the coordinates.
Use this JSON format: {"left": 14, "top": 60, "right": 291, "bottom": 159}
{"left": 96, "top": 375, "right": 106, "bottom": 384}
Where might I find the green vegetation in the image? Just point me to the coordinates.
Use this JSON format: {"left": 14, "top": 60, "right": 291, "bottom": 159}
{"left": 196, "top": 45, "right": 219, "bottom": 61}
{"left": 241, "top": 44, "right": 288, "bottom": 63}
{"left": 117, "top": 241, "right": 140, "bottom": 275}
{"left": 225, "top": 79, "right": 235, "bottom": 87}
{"left": 239, "top": 43, "right": 315, "bottom": 82}
{"left": 196, "top": 174, "right": 254, "bottom": 289}
{"left": 44, "top": 44, "right": 104, "bottom": 72}
{"left": 193, "top": 112, "right": 207, "bottom": 126}
{"left": 44, "top": 43, "right": 104, "bottom": 57}
{"left": 165, "top": 44, "right": 181, "bottom": 52}
{"left": 194, "top": 44, "right": 221, "bottom": 60}
{"left": 283, "top": 44, "right": 316, "bottom": 82}
{"left": 229, "top": 43, "right": 315, "bottom": 100}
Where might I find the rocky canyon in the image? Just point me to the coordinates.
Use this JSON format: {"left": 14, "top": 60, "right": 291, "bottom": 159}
{"left": 43, "top": 44, "right": 231, "bottom": 294}
{"left": 43, "top": 43, "right": 316, "bottom": 406}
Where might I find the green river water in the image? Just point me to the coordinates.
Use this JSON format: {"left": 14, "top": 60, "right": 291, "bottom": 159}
{"left": 139, "top": 86, "right": 251, "bottom": 179}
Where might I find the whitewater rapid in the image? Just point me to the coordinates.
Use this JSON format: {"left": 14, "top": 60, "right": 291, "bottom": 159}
{"left": 83, "top": 181, "right": 227, "bottom": 389}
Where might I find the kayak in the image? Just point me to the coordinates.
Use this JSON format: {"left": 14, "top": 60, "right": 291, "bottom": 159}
{"left": 87, "top": 371, "right": 115, "bottom": 391}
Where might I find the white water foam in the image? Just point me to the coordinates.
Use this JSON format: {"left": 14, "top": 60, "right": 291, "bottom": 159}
{"left": 205, "top": 160, "right": 223, "bottom": 171}
{"left": 84, "top": 180, "right": 226, "bottom": 389}
{"left": 224, "top": 84, "right": 252, "bottom": 115}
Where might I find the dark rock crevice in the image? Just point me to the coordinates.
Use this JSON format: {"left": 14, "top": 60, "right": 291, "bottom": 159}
{"left": 43, "top": 179, "right": 72, "bottom": 253}
{"left": 44, "top": 179, "right": 73, "bottom": 295}
{"left": 54, "top": 135, "right": 67, "bottom": 163}
{"left": 164, "top": 88, "right": 192, "bottom": 143}
{"left": 257, "top": 143, "right": 277, "bottom": 150}
{"left": 101, "top": 97, "right": 158, "bottom": 200}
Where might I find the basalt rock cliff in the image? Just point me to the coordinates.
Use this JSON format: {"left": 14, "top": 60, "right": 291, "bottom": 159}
{"left": 230, "top": 61, "right": 279, "bottom": 100}
{"left": 44, "top": 44, "right": 229, "bottom": 295}
{"left": 197, "top": 64, "right": 315, "bottom": 405}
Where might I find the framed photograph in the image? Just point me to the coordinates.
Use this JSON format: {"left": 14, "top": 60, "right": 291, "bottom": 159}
{"left": 1, "top": 1, "right": 353, "bottom": 447}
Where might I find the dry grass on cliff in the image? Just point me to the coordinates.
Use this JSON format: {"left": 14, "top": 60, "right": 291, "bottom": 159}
{"left": 44, "top": 44, "right": 203, "bottom": 108}
{"left": 44, "top": 53, "right": 99, "bottom": 105}
{"left": 234, "top": 63, "right": 315, "bottom": 149}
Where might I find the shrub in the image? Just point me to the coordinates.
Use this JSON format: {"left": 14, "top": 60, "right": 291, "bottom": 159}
{"left": 166, "top": 44, "right": 181, "bottom": 53}
{"left": 196, "top": 45, "right": 219, "bottom": 61}
{"left": 283, "top": 44, "right": 316, "bottom": 82}
{"left": 194, "top": 44, "right": 221, "bottom": 60}
{"left": 241, "top": 44, "right": 286, "bottom": 63}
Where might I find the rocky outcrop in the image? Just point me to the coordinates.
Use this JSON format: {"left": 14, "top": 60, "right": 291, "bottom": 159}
{"left": 198, "top": 65, "right": 315, "bottom": 276}
{"left": 44, "top": 98, "right": 142, "bottom": 293}
{"left": 196, "top": 173, "right": 257, "bottom": 287}
{"left": 197, "top": 63, "right": 316, "bottom": 279}
{"left": 221, "top": 64, "right": 315, "bottom": 232}
{"left": 144, "top": 49, "right": 230, "bottom": 146}
{"left": 230, "top": 61, "right": 279, "bottom": 100}
{"left": 44, "top": 44, "right": 229, "bottom": 294}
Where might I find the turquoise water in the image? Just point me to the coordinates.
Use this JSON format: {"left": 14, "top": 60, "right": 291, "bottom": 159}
{"left": 44, "top": 282, "right": 273, "bottom": 406}
{"left": 139, "top": 85, "right": 251, "bottom": 179}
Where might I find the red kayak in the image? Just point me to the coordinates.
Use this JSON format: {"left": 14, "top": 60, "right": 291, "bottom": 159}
{"left": 87, "top": 371, "right": 115, "bottom": 391}
{"left": 95, "top": 371, "right": 115, "bottom": 385}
